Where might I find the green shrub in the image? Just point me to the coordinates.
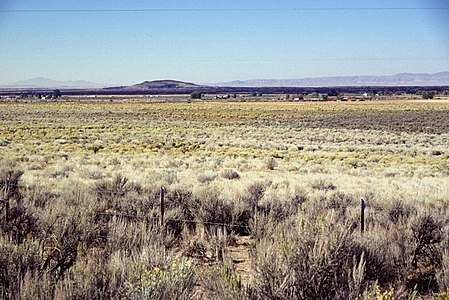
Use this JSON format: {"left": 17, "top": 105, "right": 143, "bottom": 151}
{"left": 190, "top": 91, "right": 202, "bottom": 99}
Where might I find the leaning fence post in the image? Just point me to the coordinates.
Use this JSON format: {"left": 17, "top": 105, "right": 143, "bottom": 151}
{"left": 5, "top": 177, "right": 10, "bottom": 223}
{"left": 160, "top": 187, "right": 165, "bottom": 228}
{"left": 360, "top": 198, "right": 365, "bottom": 237}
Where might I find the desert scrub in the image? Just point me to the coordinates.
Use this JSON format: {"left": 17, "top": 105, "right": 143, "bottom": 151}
{"left": 126, "top": 256, "right": 195, "bottom": 299}
{"left": 1, "top": 100, "right": 449, "bottom": 298}
{"left": 265, "top": 157, "right": 278, "bottom": 170}
{"left": 197, "top": 264, "right": 253, "bottom": 300}
{"left": 252, "top": 213, "right": 364, "bottom": 300}
{"left": 364, "top": 284, "right": 418, "bottom": 300}
{"left": 2, "top": 101, "right": 448, "bottom": 164}
{"left": 197, "top": 170, "right": 218, "bottom": 184}
{"left": 221, "top": 169, "right": 240, "bottom": 180}
{"left": 309, "top": 178, "right": 337, "bottom": 191}
{"left": 190, "top": 186, "right": 233, "bottom": 228}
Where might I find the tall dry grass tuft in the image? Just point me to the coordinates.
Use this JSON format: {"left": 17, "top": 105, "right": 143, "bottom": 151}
{"left": 252, "top": 211, "right": 363, "bottom": 300}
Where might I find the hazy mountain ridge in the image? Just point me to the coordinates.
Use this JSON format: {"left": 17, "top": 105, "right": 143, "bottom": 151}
{"left": 5, "top": 72, "right": 449, "bottom": 89}
{"left": 4, "top": 77, "right": 107, "bottom": 87}
{"left": 213, "top": 72, "right": 449, "bottom": 87}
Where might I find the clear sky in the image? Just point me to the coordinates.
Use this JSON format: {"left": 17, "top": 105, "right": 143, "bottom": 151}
{"left": 0, "top": 0, "right": 448, "bottom": 85}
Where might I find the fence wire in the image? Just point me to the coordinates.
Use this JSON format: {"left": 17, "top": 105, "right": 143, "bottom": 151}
{"left": 95, "top": 212, "right": 249, "bottom": 229}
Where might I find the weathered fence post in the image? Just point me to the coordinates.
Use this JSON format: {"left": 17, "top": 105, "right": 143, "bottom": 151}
{"left": 160, "top": 187, "right": 165, "bottom": 228}
{"left": 253, "top": 207, "right": 257, "bottom": 237}
{"left": 360, "top": 198, "right": 365, "bottom": 237}
{"left": 4, "top": 177, "right": 10, "bottom": 223}
{"left": 217, "top": 225, "right": 224, "bottom": 262}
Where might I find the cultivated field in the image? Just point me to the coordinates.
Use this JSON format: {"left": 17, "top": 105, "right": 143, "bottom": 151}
{"left": 1, "top": 98, "right": 449, "bottom": 299}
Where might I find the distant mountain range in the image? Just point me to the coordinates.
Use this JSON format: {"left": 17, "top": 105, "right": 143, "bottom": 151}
{"left": 2, "top": 72, "right": 449, "bottom": 94}
{"left": 213, "top": 72, "right": 449, "bottom": 87}
{"left": 2, "top": 77, "right": 448, "bottom": 96}
{"left": 3, "top": 77, "right": 106, "bottom": 88}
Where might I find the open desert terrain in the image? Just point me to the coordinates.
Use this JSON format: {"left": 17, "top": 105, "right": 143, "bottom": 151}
{"left": 1, "top": 97, "right": 449, "bottom": 299}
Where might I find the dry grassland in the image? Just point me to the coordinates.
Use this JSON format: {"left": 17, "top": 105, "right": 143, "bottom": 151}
{"left": 1, "top": 99, "right": 449, "bottom": 299}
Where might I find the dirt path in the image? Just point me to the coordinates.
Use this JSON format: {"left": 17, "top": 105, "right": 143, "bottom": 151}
{"left": 226, "top": 235, "right": 254, "bottom": 287}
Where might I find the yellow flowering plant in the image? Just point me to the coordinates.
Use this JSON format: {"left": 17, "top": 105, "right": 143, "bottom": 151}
{"left": 126, "top": 256, "right": 194, "bottom": 299}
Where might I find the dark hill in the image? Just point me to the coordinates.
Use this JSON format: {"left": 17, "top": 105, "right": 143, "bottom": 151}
{"left": 106, "top": 80, "right": 201, "bottom": 92}
{"left": 133, "top": 80, "right": 200, "bottom": 89}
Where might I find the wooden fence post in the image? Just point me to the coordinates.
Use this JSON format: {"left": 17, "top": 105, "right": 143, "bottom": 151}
{"left": 4, "top": 177, "right": 9, "bottom": 223}
{"left": 216, "top": 225, "right": 224, "bottom": 262}
{"left": 160, "top": 187, "right": 165, "bottom": 228}
{"left": 360, "top": 198, "right": 365, "bottom": 237}
{"left": 254, "top": 208, "right": 257, "bottom": 237}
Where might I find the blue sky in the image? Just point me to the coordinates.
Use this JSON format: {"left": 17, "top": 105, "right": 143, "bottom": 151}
{"left": 0, "top": 0, "right": 448, "bottom": 85}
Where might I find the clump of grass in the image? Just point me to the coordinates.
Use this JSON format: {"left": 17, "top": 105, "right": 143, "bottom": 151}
{"left": 388, "top": 200, "right": 416, "bottom": 224}
{"left": 310, "top": 178, "right": 337, "bottom": 191}
{"left": 221, "top": 169, "right": 240, "bottom": 180}
{"left": 252, "top": 214, "right": 363, "bottom": 300}
{"left": 197, "top": 171, "right": 218, "bottom": 184}
{"left": 197, "top": 264, "right": 253, "bottom": 300}
{"left": 266, "top": 157, "right": 278, "bottom": 170}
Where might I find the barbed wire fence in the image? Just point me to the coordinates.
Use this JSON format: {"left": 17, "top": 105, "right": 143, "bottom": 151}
{"left": 1, "top": 181, "right": 367, "bottom": 238}
{"left": 95, "top": 188, "right": 367, "bottom": 236}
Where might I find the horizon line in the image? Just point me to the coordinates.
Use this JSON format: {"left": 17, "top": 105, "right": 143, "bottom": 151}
{"left": 2, "top": 7, "right": 449, "bottom": 13}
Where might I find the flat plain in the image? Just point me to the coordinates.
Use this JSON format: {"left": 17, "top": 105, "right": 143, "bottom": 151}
{"left": 1, "top": 97, "right": 449, "bottom": 299}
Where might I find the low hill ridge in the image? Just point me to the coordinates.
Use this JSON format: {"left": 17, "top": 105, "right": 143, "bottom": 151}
{"left": 133, "top": 80, "right": 200, "bottom": 89}
{"left": 107, "top": 80, "right": 201, "bottom": 91}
